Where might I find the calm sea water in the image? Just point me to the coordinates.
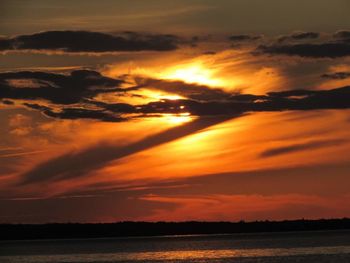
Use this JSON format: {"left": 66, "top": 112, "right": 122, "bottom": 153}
{"left": 1, "top": 230, "right": 350, "bottom": 262}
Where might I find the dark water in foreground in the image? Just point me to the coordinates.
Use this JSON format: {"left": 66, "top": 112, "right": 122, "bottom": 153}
{"left": 1, "top": 230, "right": 350, "bottom": 262}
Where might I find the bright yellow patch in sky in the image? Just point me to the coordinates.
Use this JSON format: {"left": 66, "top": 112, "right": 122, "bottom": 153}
{"left": 159, "top": 61, "right": 227, "bottom": 87}
{"left": 136, "top": 89, "right": 186, "bottom": 101}
{"left": 161, "top": 113, "right": 193, "bottom": 125}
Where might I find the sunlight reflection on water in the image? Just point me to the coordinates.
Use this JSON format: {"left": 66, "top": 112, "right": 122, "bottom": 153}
{"left": 2, "top": 245, "right": 350, "bottom": 263}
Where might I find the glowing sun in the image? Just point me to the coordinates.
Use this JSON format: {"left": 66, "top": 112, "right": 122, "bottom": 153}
{"left": 159, "top": 62, "right": 226, "bottom": 87}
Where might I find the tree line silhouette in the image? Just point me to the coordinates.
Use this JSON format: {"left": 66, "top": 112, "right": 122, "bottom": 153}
{"left": 1, "top": 218, "right": 350, "bottom": 240}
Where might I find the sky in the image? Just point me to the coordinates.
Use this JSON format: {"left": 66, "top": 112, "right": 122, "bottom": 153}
{"left": 1, "top": 0, "right": 350, "bottom": 223}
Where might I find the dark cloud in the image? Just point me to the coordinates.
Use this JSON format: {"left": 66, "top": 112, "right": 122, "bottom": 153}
{"left": 1, "top": 99, "right": 14, "bottom": 105}
{"left": 229, "top": 34, "right": 261, "bottom": 42}
{"left": 3, "top": 70, "right": 350, "bottom": 122}
{"left": 255, "top": 86, "right": 350, "bottom": 111}
{"left": 88, "top": 101, "right": 136, "bottom": 113}
{"left": 321, "top": 72, "right": 350, "bottom": 80}
{"left": 333, "top": 30, "right": 350, "bottom": 40}
{"left": 45, "top": 108, "right": 124, "bottom": 122}
{"left": 136, "top": 86, "right": 350, "bottom": 116}
{"left": 278, "top": 32, "right": 319, "bottom": 42}
{"left": 266, "top": 89, "right": 318, "bottom": 98}
{"left": 257, "top": 42, "right": 350, "bottom": 58}
{"left": 23, "top": 103, "right": 125, "bottom": 122}
{"left": 120, "top": 85, "right": 350, "bottom": 117}
{"left": 290, "top": 32, "right": 319, "bottom": 40}
{"left": 260, "top": 139, "right": 345, "bottom": 158}
{"left": 0, "top": 70, "right": 125, "bottom": 104}
{"left": 0, "top": 31, "right": 180, "bottom": 53}
{"left": 229, "top": 94, "right": 265, "bottom": 102}
{"left": 146, "top": 85, "right": 350, "bottom": 115}
{"left": 0, "top": 38, "right": 11, "bottom": 50}
{"left": 21, "top": 84, "right": 350, "bottom": 121}
{"left": 23, "top": 103, "right": 51, "bottom": 111}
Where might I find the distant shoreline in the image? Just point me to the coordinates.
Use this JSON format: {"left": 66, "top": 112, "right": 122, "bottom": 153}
{"left": 1, "top": 218, "right": 350, "bottom": 241}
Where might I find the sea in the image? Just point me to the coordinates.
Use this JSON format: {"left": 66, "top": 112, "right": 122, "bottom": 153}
{"left": 1, "top": 230, "right": 350, "bottom": 262}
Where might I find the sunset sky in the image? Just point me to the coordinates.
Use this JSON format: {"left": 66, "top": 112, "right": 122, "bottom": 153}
{"left": 1, "top": 0, "right": 350, "bottom": 223}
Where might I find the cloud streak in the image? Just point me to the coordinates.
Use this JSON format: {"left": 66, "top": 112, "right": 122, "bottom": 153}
{"left": 278, "top": 31, "right": 319, "bottom": 42}
{"left": 321, "top": 72, "right": 350, "bottom": 80}
{"left": 19, "top": 115, "right": 235, "bottom": 185}
{"left": 229, "top": 34, "right": 262, "bottom": 42}
{"left": 258, "top": 42, "right": 350, "bottom": 58}
{"left": 260, "top": 139, "right": 345, "bottom": 158}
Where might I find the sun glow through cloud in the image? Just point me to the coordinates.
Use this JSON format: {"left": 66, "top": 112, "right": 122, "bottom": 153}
{"left": 135, "top": 89, "right": 186, "bottom": 101}
{"left": 159, "top": 61, "right": 227, "bottom": 87}
{"left": 161, "top": 112, "right": 193, "bottom": 124}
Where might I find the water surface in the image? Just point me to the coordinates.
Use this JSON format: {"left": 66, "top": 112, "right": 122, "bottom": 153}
{"left": 1, "top": 230, "right": 350, "bottom": 262}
